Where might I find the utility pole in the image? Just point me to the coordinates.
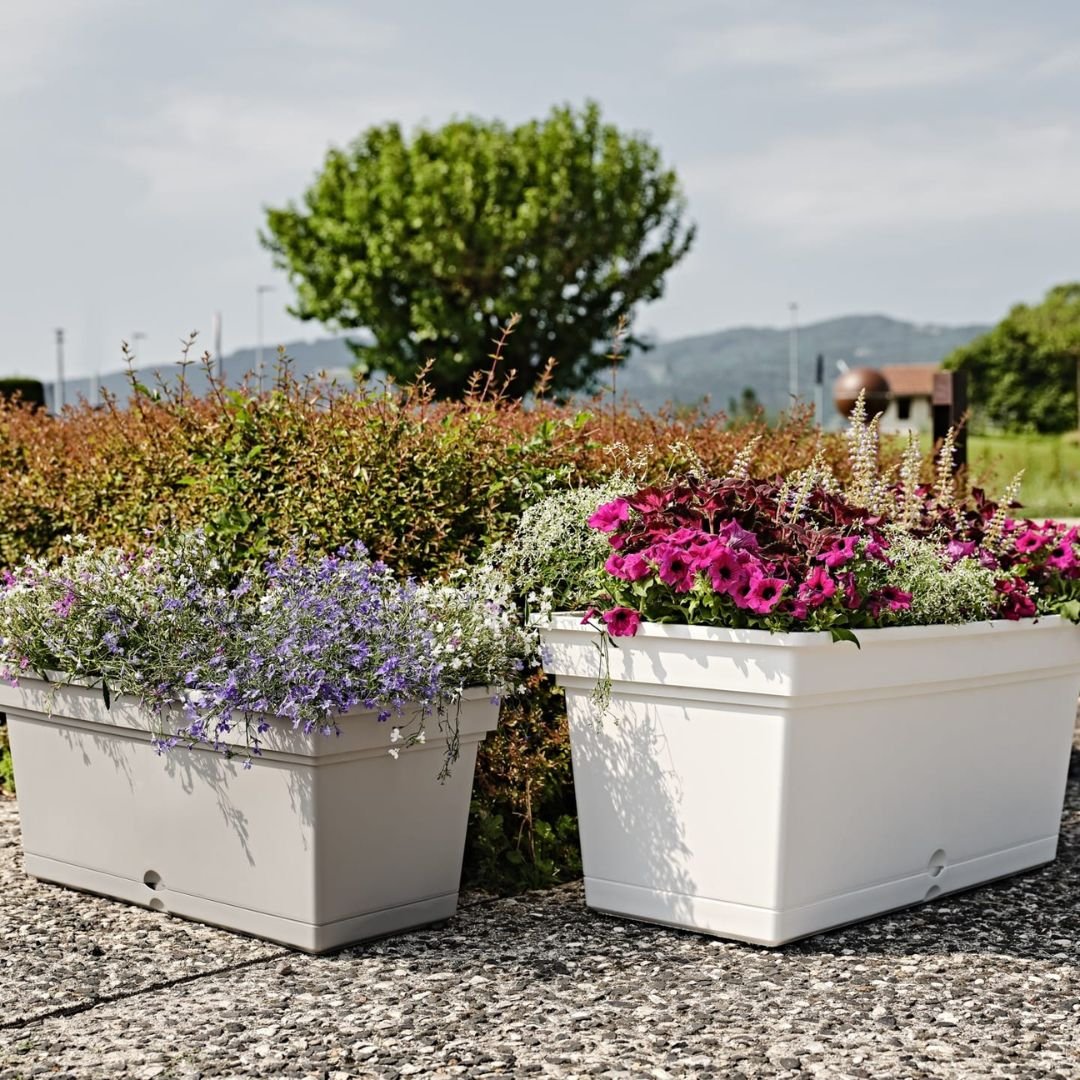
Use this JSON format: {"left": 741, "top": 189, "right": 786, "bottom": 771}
{"left": 212, "top": 311, "right": 223, "bottom": 380}
{"left": 256, "top": 285, "right": 275, "bottom": 393}
{"left": 814, "top": 353, "right": 825, "bottom": 425}
{"left": 54, "top": 328, "right": 65, "bottom": 413}
{"left": 788, "top": 301, "right": 800, "bottom": 401}
{"left": 131, "top": 331, "right": 147, "bottom": 358}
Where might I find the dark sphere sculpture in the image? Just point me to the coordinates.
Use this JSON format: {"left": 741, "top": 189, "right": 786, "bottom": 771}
{"left": 833, "top": 367, "right": 891, "bottom": 418}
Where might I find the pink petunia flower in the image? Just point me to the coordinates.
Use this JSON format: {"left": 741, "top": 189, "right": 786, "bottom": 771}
{"left": 837, "top": 572, "right": 862, "bottom": 610}
{"left": 621, "top": 552, "right": 652, "bottom": 581}
{"left": 1013, "top": 529, "right": 1047, "bottom": 555}
{"left": 946, "top": 540, "right": 976, "bottom": 562}
{"left": 655, "top": 545, "right": 697, "bottom": 593}
{"left": 717, "top": 520, "right": 760, "bottom": 551}
{"left": 707, "top": 548, "right": 746, "bottom": 595}
{"left": 744, "top": 573, "right": 787, "bottom": 615}
{"left": 602, "top": 607, "right": 641, "bottom": 637}
{"left": 818, "top": 535, "right": 859, "bottom": 569}
{"left": 587, "top": 499, "right": 630, "bottom": 533}
{"left": 797, "top": 566, "right": 837, "bottom": 608}
{"left": 605, "top": 553, "right": 628, "bottom": 579}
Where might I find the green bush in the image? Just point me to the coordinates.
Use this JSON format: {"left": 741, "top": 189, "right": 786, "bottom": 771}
{"left": 0, "top": 378, "right": 45, "bottom": 410}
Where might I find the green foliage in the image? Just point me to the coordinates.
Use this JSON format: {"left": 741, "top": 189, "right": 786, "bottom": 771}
{"left": 0, "top": 722, "right": 12, "bottom": 794}
{"left": 496, "top": 480, "right": 629, "bottom": 611}
{"left": 942, "top": 284, "right": 1080, "bottom": 433}
{"left": 880, "top": 529, "right": 998, "bottom": 625}
{"left": 0, "top": 379, "right": 45, "bottom": 409}
{"left": 262, "top": 102, "right": 694, "bottom": 398}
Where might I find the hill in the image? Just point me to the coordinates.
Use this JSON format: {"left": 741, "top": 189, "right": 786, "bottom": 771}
{"left": 619, "top": 314, "right": 988, "bottom": 416}
{"left": 48, "top": 315, "right": 988, "bottom": 415}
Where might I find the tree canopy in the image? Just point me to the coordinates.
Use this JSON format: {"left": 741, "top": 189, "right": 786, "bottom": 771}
{"left": 261, "top": 102, "right": 694, "bottom": 398}
{"left": 942, "top": 284, "right": 1080, "bottom": 433}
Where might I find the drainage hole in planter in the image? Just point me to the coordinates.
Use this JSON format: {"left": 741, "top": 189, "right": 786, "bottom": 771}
{"left": 148, "top": 897, "right": 165, "bottom": 912}
{"left": 924, "top": 884, "right": 942, "bottom": 902}
{"left": 143, "top": 870, "right": 163, "bottom": 891}
{"left": 927, "top": 849, "right": 947, "bottom": 878}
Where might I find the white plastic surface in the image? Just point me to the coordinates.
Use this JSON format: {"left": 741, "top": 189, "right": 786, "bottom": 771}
{"left": 540, "top": 615, "right": 1080, "bottom": 945}
{"left": 0, "top": 681, "right": 499, "bottom": 952}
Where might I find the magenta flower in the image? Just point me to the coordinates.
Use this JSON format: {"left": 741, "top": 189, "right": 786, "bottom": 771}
{"left": 717, "top": 520, "right": 760, "bottom": 550}
{"left": 621, "top": 552, "right": 652, "bottom": 581}
{"left": 602, "top": 606, "right": 641, "bottom": 637}
{"left": 655, "top": 545, "right": 697, "bottom": 593}
{"left": 707, "top": 548, "right": 745, "bottom": 595}
{"left": 1045, "top": 530, "right": 1078, "bottom": 571}
{"left": 797, "top": 566, "right": 837, "bottom": 608}
{"left": 946, "top": 540, "right": 976, "bottom": 562}
{"left": 1013, "top": 529, "right": 1047, "bottom": 555}
{"left": 744, "top": 573, "right": 787, "bottom": 615}
{"left": 605, "top": 553, "right": 628, "bottom": 579}
{"left": 587, "top": 498, "right": 630, "bottom": 533}
{"left": 867, "top": 585, "right": 913, "bottom": 617}
{"left": 837, "top": 572, "right": 862, "bottom": 610}
{"left": 995, "top": 578, "right": 1036, "bottom": 619}
{"left": 819, "top": 536, "right": 859, "bottom": 569}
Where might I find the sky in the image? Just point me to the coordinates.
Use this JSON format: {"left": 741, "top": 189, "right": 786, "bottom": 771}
{"left": 2, "top": 0, "right": 1080, "bottom": 379}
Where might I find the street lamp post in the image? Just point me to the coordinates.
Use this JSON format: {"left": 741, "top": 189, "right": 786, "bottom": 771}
{"left": 54, "top": 328, "right": 65, "bottom": 413}
{"left": 256, "top": 285, "right": 275, "bottom": 393}
{"left": 788, "top": 301, "right": 800, "bottom": 401}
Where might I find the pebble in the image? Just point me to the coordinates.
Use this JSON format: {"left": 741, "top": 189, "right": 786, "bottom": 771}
{"left": 1, "top": 727, "right": 1078, "bottom": 1078}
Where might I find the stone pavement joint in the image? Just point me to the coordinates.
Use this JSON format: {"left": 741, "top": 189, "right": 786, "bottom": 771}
{"left": 0, "top": 949, "right": 292, "bottom": 1033}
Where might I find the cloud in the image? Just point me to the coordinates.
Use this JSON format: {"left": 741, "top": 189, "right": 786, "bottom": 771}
{"left": 112, "top": 90, "right": 468, "bottom": 210}
{"left": 671, "top": 16, "right": 1012, "bottom": 91}
{"left": 266, "top": 4, "right": 399, "bottom": 54}
{"left": 684, "top": 124, "right": 1080, "bottom": 243}
{"left": 0, "top": 0, "right": 131, "bottom": 97}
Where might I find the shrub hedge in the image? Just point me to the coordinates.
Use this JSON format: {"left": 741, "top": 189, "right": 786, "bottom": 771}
{"left": 0, "top": 360, "right": 885, "bottom": 886}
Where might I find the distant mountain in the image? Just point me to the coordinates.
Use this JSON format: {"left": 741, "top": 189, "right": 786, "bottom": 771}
{"left": 48, "top": 316, "right": 988, "bottom": 415}
{"left": 618, "top": 314, "right": 989, "bottom": 417}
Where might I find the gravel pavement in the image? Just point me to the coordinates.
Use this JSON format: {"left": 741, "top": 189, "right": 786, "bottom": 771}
{"left": 1, "top": 732, "right": 1078, "bottom": 1080}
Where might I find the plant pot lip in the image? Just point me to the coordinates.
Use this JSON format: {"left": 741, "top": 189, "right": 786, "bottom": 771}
{"left": 537, "top": 612, "right": 1070, "bottom": 648}
{"left": 11, "top": 673, "right": 498, "bottom": 710}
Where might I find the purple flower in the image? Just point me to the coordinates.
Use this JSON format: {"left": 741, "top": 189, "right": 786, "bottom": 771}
{"left": 51, "top": 589, "right": 77, "bottom": 618}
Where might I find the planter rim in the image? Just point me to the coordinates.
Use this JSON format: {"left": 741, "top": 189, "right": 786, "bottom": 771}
{"left": 9, "top": 673, "right": 496, "bottom": 713}
{"left": 539, "top": 612, "right": 1068, "bottom": 648}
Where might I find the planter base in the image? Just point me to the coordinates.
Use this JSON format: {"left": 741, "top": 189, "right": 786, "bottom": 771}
{"left": 584, "top": 836, "right": 1057, "bottom": 947}
{"left": 25, "top": 853, "right": 459, "bottom": 953}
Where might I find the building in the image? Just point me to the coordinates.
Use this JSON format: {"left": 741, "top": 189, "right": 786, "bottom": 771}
{"left": 878, "top": 364, "right": 938, "bottom": 434}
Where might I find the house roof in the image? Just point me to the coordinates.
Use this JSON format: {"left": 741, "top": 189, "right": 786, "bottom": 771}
{"left": 881, "top": 364, "right": 939, "bottom": 398}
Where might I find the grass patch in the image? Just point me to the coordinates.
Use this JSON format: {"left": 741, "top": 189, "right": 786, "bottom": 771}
{"left": 967, "top": 434, "right": 1080, "bottom": 520}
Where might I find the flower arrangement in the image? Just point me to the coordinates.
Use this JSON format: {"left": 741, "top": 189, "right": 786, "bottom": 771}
{"left": 0, "top": 534, "right": 527, "bottom": 772}
{"left": 513, "top": 396, "right": 1080, "bottom": 642}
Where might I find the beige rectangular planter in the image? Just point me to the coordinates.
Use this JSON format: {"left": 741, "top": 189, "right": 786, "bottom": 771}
{"left": 0, "top": 678, "right": 499, "bottom": 952}
{"left": 540, "top": 614, "right": 1080, "bottom": 946}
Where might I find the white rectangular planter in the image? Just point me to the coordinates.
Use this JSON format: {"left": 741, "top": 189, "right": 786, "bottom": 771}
{"left": 0, "top": 679, "right": 499, "bottom": 953}
{"left": 540, "top": 615, "right": 1080, "bottom": 946}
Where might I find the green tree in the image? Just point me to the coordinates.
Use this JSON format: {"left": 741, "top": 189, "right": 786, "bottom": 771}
{"left": 942, "top": 284, "right": 1080, "bottom": 433}
{"left": 261, "top": 102, "right": 694, "bottom": 398}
